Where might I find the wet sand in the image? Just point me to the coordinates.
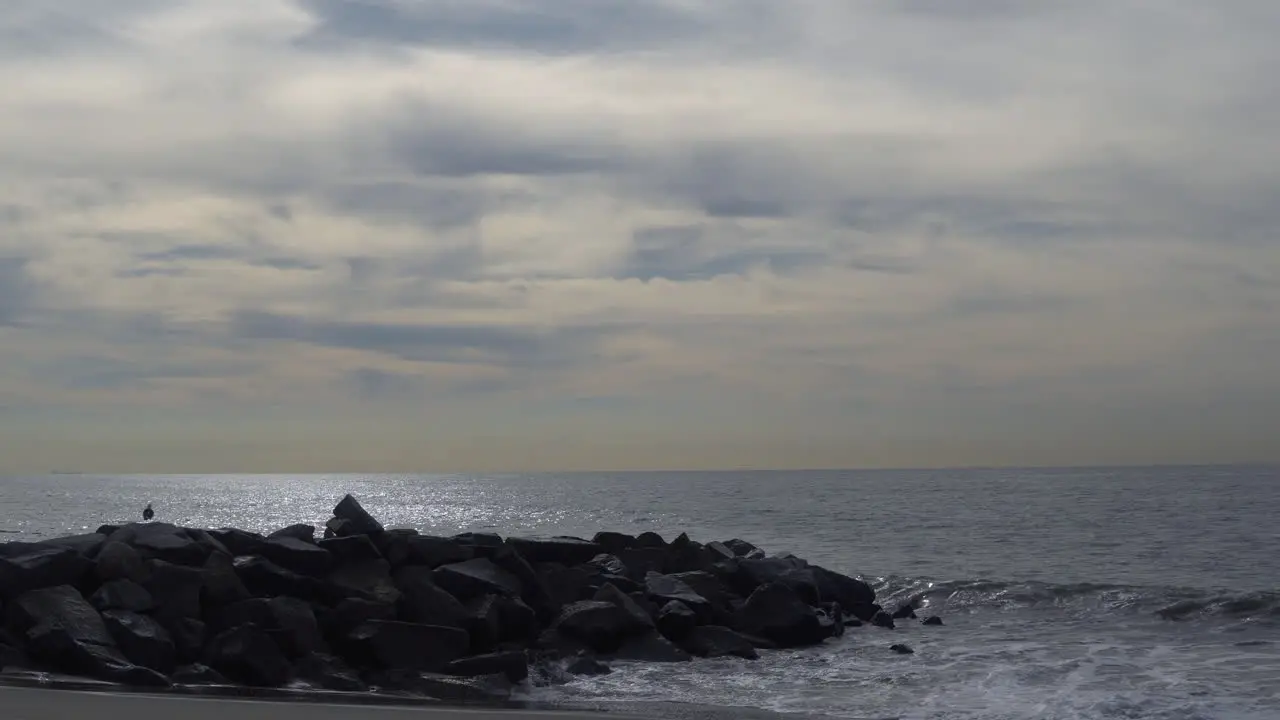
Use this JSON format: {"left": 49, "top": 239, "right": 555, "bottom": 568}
{"left": 0, "top": 687, "right": 647, "bottom": 720}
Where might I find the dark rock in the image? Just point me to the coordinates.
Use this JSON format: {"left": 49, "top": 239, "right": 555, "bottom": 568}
{"left": 294, "top": 652, "right": 367, "bottom": 691}
{"left": 395, "top": 565, "right": 467, "bottom": 628}
{"left": 327, "top": 598, "right": 396, "bottom": 636}
{"left": 890, "top": 643, "right": 915, "bottom": 655}
{"left": 668, "top": 571, "right": 737, "bottom": 618}
{"left": 610, "top": 631, "right": 691, "bottom": 662}
{"left": 388, "top": 535, "right": 474, "bottom": 569}
{"left": 497, "top": 596, "right": 540, "bottom": 644}
{"left": 201, "top": 551, "right": 251, "bottom": 606}
{"left": 664, "top": 533, "right": 712, "bottom": 574}
{"left": 324, "top": 517, "right": 354, "bottom": 539}
{"left": 108, "top": 523, "right": 208, "bottom": 566}
{"left": 233, "top": 556, "right": 316, "bottom": 600}
{"left": 871, "top": 611, "right": 895, "bottom": 629}
{"left": 704, "top": 541, "right": 737, "bottom": 563}
{"left": 811, "top": 566, "right": 876, "bottom": 619}
{"left": 205, "top": 624, "right": 292, "bottom": 687}
{"left": 216, "top": 598, "right": 276, "bottom": 632}
{"left": 318, "top": 534, "right": 383, "bottom": 564}
{"left": 591, "top": 531, "right": 635, "bottom": 554}
{"left": 444, "top": 650, "right": 529, "bottom": 683}
{"left": 534, "top": 628, "right": 591, "bottom": 659}
{"left": 737, "top": 583, "right": 828, "bottom": 648}
{"left": 722, "top": 539, "right": 761, "bottom": 558}
{"left": 634, "top": 532, "right": 666, "bottom": 548}
{"left": 488, "top": 545, "right": 555, "bottom": 619}
{"left": 0, "top": 545, "right": 92, "bottom": 598}
{"left": 333, "top": 495, "right": 384, "bottom": 535}
{"left": 593, "top": 583, "right": 655, "bottom": 632}
{"left": 343, "top": 620, "right": 469, "bottom": 671}
{"left": 171, "top": 663, "right": 228, "bottom": 685}
{"left": 507, "top": 537, "right": 603, "bottom": 566}
{"left": 680, "top": 625, "right": 759, "bottom": 660}
{"left": 817, "top": 604, "right": 844, "bottom": 639}
{"left": 0, "top": 643, "right": 30, "bottom": 670}
{"left": 43, "top": 533, "right": 108, "bottom": 557}
{"left": 95, "top": 524, "right": 121, "bottom": 536}
{"left": 267, "top": 597, "right": 326, "bottom": 657}
{"left": 844, "top": 617, "right": 864, "bottom": 627}
{"left": 90, "top": 579, "right": 154, "bottom": 613}
{"left": 891, "top": 604, "right": 917, "bottom": 620}
{"left": 24, "top": 623, "right": 169, "bottom": 687}
{"left": 537, "top": 564, "right": 593, "bottom": 608}
{"left": 552, "top": 600, "right": 650, "bottom": 653}
{"left": 165, "top": 618, "right": 205, "bottom": 663}
{"left": 102, "top": 610, "right": 176, "bottom": 673}
{"left": 207, "top": 528, "right": 267, "bottom": 557}
{"left": 94, "top": 541, "right": 148, "bottom": 585}
{"left": 464, "top": 594, "right": 504, "bottom": 652}
{"left": 922, "top": 615, "right": 944, "bottom": 626}
{"left": 584, "top": 554, "right": 628, "bottom": 577}
{"left": 598, "top": 574, "right": 644, "bottom": 595}
{"left": 645, "top": 573, "right": 713, "bottom": 618}
{"left": 657, "top": 600, "right": 698, "bottom": 641}
{"left": 617, "top": 548, "right": 667, "bottom": 580}
{"left": 268, "top": 524, "right": 316, "bottom": 542}
{"left": 144, "top": 560, "right": 204, "bottom": 623}
{"left": 7, "top": 585, "right": 114, "bottom": 646}
{"left": 732, "top": 557, "right": 820, "bottom": 605}
{"left": 327, "top": 559, "right": 401, "bottom": 604}
{"left": 434, "top": 558, "right": 521, "bottom": 601}
{"left": 453, "top": 532, "right": 504, "bottom": 549}
{"left": 369, "top": 670, "right": 513, "bottom": 702}
{"left": 260, "top": 536, "right": 333, "bottom": 578}
{"left": 566, "top": 654, "right": 612, "bottom": 676}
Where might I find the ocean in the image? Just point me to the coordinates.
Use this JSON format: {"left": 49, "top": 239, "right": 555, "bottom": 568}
{"left": 2, "top": 465, "right": 1277, "bottom": 719}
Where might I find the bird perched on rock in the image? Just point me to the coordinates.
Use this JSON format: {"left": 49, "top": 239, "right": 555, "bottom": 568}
{"left": 142, "top": 502, "right": 154, "bottom": 521}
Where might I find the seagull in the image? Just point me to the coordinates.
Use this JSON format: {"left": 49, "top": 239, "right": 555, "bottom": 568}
{"left": 142, "top": 503, "right": 154, "bottom": 521}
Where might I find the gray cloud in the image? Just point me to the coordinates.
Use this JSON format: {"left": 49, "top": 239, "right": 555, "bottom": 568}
{"left": 0, "top": 257, "right": 35, "bottom": 326}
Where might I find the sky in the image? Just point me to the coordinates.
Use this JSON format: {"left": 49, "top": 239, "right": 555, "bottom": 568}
{"left": 1, "top": 1, "right": 1278, "bottom": 473}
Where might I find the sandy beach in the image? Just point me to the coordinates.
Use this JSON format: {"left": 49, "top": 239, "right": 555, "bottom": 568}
{"left": 0, "top": 687, "right": 644, "bottom": 720}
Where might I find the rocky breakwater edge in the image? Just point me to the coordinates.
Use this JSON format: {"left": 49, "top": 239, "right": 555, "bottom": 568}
{"left": 0, "top": 495, "right": 944, "bottom": 705}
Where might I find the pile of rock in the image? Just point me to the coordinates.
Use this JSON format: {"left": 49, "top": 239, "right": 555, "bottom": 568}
{"left": 0, "top": 495, "right": 939, "bottom": 698}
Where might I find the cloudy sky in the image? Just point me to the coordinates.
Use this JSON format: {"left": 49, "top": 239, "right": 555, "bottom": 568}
{"left": 1, "top": 0, "right": 1277, "bottom": 473}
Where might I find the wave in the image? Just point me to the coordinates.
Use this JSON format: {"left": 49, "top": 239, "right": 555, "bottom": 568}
{"left": 867, "top": 574, "right": 1280, "bottom": 622}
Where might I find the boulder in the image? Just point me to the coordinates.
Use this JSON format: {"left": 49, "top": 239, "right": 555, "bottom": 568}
{"left": 90, "top": 579, "right": 154, "bottom": 613}
{"left": 679, "top": 625, "right": 759, "bottom": 660}
{"left": 452, "top": 532, "right": 504, "bottom": 550}
{"left": 506, "top": 537, "right": 603, "bottom": 566}
{"left": 656, "top": 600, "right": 698, "bottom": 641}
{"left": 267, "top": 596, "right": 327, "bottom": 657}
{"left": 94, "top": 541, "right": 148, "bottom": 584}
{"left": 333, "top": 494, "right": 384, "bottom": 535}
{"left": 871, "top": 611, "right": 895, "bottom": 629}
{"left": 171, "top": 663, "right": 228, "bottom": 685}
{"left": 144, "top": 560, "right": 204, "bottom": 622}
{"left": 443, "top": 650, "right": 529, "bottom": 683}
{"left": 617, "top": 548, "right": 667, "bottom": 580}
{"left": 610, "top": 631, "right": 691, "bottom": 662}
{"left": 268, "top": 524, "right": 316, "bottom": 543}
{"left": 584, "top": 554, "right": 628, "bottom": 577}
{"left": 497, "top": 596, "right": 540, "bottom": 644}
{"left": 102, "top": 610, "right": 176, "bottom": 673}
{"left": 201, "top": 551, "right": 252, "bottom": 606}
{"left": 294, "top": 652, "right": 367, "bottom": 692}
{"left": 737, "top": 583, "right": 828, "bottom": 648}
{"left": 593, "top": 583, "right": 655, "bottom": 632}
{"left": 664, "top": 533, "right": 712, "bottom": 574}
{"left": 343, "top": 620, "right": 469, "bottom": 671}
{"left": 215, "top": 598, "right": 277, "bottom": 633}
{"left": 318, "top": 534, "right": 383, "bottom": 564}
{"left": 534, "top": 628, "right": 591, "bottom": 659}
{"left": 260, "top": 536, "right": 333, "bottom": 578}
{"left": 207, "top": 528, "right": 268, "bottom": 557}
{"left": 204, "top": 624, "right": 292, "bottom": 687}
{"left": 24, "top": 622, "right": 169, "bottom": 687}
{"left": 634, "top": 532, "right": 666, "bottom": 548}
{"left": 7, "top": 585, "right": 115, "bottom": 647}
{"left": 489, "top": 545, "right": 556, "bottom": 620}
{"left": 43, "top": 533, "right": 108, "bottom": 557}
{"left": 327, "top": 559, "right": 401, "bottom": 604}
{"left": 811, "top": 566, "right": 876, "bottom": 619}
{"left": 704, "top": 541, "right": 737, "bottom": 563}
{"left": 552, "top": 600, "right": 650, "bottom": 653}
{"left": 536, "top": 563, "right": 593, "bottom": 609}
{"left": 165, "top": 618, "right": 206, "bottom": 663}
{"left": 387, "top": 535, "right": 473, "bottom": 569}
{"left": 108, "top": 524, "right": 208, "bottom": 566}
{"left": 326, "top": 598, "right": 397, "bottom": 637}
{"left": 433, "top": 558, "right": 521, "bottom": 601}
{"left": 591, "top": 531, "right": 635, "bottom": 554}
{"left": 732, "top": 558, "right": 820, "bottom": 605}
{"left": 324, "top": 518, "right": 356, "bottom": 539}
{"left": 0, "top": 545, "right": 92, "bottom": 598}
{"left": 890, "top": 643, "right": 915, "bottom": 655}
{"left": 566, "top": 654, "right": 612, "bottom": 676}
{"left": 395, "top": 565, "right": 468, "bottom": 628}
{"left": 644, "top": 573, "right": 713, "bottom": 619}
{"left": 464, "top": 594, "right": 504, "bottom": 652}
{"left": 891, "top": 604, "right": 917, "bottom": 620}
{"left": 667, "top": 571, "right": 737, "bottom": 618}
{"left": 922, "top": 615, "right": 944, "bottom": 626}
{"left": 721, "top": 539, "right": 762, "bottom": 558}
{"left": 233, "top": 556, "right": 316, "bottom": 600}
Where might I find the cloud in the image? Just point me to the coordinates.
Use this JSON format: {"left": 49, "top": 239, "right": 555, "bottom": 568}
{"left": 0, "top": 0, "right": 1277, "bottom": 471}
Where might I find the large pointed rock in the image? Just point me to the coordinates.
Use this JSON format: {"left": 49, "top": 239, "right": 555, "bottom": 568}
{"left": 0, "top": 545, "right": 92, "bottom": 598}
{"left": 737, "top": 582, "right": 827, "bottom": 648}
{"left": 433, "top": 558, "right": 521, "bottom": 600}
{"left": 268, "top": 524, "right": 316, "bottom": 542}
{"left": 7, "top": 585, "right": 114, "bottom": 647}
{"left": 811, "top": 566, "right": 876, "bottom": 620}
{"left": 644, "top": 573, "right": 713, "bottom": 619}
{"left": 333, "top": 494, "right": 384, "bottom": 535}
{"left": 205, "top": 624, "right": 292, "bottom": 687}
{"left": 102, "top": 610, "right": 176, "bottom": 674}
{"left": 260, "top": 536, "right": 333, "bottom": 578}
{"left": 342, "top": 620, "right": 469, "bottom": 671}
{"left": 552, "top": 600, "right": 651, "bottom": 653}
{"left": 395, "top": 565, "right": 468, "bottom": 628}
{"left": 593, "top": 583, "right": 655, "bottom": 632}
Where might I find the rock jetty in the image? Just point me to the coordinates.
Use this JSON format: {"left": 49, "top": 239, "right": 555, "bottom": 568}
{"left": 0, "top": 495, "right": 933, "bottom": 700}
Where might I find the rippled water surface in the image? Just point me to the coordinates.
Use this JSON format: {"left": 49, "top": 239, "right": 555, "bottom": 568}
{"left": 3, "top": 465, "right": 1278, "bottom": 719}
